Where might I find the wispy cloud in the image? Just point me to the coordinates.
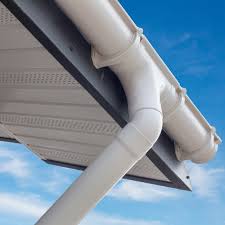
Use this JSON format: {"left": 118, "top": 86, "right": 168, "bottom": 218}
{"left": 154, "top": 32, "right": 215, "bottom": 77}
{"left": 188, "top": 163, "right": 225, "bottom": 199}
{"left": 39, "top": 168, "right": 74, "bottom": 195}
{"left": 0, "top": 192, "right": 49, "bottom": 218}
{"left": 108, "top": 164, "right": 225, "bottom": 203}
{"left": 81, "top": 212, "right": 163, "bottom": 225}
{"left": 0, "top": 146, "right": 76, "bottom": 195}
{"left": 0, "top": 193, "right": 164, "bottom": 225}
{"left": 1, "top": 144, "right": 224, "bottom": 208}
{"left": 158, "top": 33, "right": 191, "bottom": 50}
{"left": 108, "top": 180, "right": 178, "bottom": 203}
{"left": 0, "top": 148, "right": 30, "bottom": 178}
{"left": 178, "top": 61, "right": 214, "bottom": 76}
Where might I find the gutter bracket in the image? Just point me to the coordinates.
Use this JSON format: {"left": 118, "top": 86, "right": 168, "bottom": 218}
{"left": 175, "top": 126, "right": 218, "bottom": 162}
{"left": 164, "top": 87, "right": 187, "bottom": 123}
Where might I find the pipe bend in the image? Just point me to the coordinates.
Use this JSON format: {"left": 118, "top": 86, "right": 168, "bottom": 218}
{"left": 108, "top": 43, "right": 163, "bottom": 159}
{"left": 117, "top": 109, "right": 163, "bottom": 162}
{"left": 131, "top": 109, "right": 163, "bottom": 147}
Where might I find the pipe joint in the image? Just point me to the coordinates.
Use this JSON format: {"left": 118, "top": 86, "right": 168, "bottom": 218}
{"left": 131, "top": 109, "right": 163, "bottom": 146}
{"left": 163, "top": 86, "right": 187, "bottom": 123}
{"left": 116, "top": 107, "right": 163, "bottom": 163}
{"left": 175, "top": 126, "right": 219, "bottom": 163}
{"left": 116, "top": 122, "right": 154, "bottom": 161}
{"left": 92, "top": 28, "right": 143, "bottom": 69}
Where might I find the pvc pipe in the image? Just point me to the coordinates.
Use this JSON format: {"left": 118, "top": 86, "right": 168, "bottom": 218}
{"left": 55, "top": 0, "right": 221, "bottom": 163}
{"left": 35, "top": 0, "right": 221, "bottom": 224}
{"left": 35, "top": 4, "right": 162, "bottom": 223}
{"left": 35, "top": 67, "right": 162, "bottom": 225}
{"left": 36, "top": 110, "right": 162, "bottom": 225}
{"left": 55, "top": 0, "right": 134, "bottom": 56}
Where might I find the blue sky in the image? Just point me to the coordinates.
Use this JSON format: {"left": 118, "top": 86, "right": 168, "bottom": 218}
{"left": 0, "top": 0, "right": 225, "bottom": 225}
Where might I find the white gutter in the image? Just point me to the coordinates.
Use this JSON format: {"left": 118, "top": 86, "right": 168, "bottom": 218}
{"left": 36, "top": 1, "right": 222, "bottom": 224}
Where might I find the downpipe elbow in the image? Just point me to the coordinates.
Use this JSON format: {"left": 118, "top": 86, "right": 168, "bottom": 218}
{"left": 132, "top": 109, "right": 163, "bottom": 146}
{"left": 118, "top": 108, "right": 163, "bottom": 162}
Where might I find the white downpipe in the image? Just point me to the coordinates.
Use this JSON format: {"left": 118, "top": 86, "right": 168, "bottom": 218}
{"left": 36, "top": 2, "right": 162, "bottom": 225}
{"left": 53, "top": 0, "right": 221, "bottom": 163}
{"left": 35, "top": 0, "right": 221, "bottom": 224}
{"left": 36, "top": 111, "right": 162, "bottom": 225}
{"left": 35, "top": 49, "right": 162, "bottom": 225}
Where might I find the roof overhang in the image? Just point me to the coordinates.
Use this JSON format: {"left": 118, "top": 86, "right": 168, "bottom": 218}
{"left": 0, "top": 0, "right": 191, "bottom": 190}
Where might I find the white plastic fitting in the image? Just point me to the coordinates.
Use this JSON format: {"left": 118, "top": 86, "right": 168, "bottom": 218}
{"left": 35, "top": 0, "right": 221, "bottom": 224}
{"left": 35, "top": 39, "right": 163, "bottom": 225}
{"left": 54, "top": 0, "right": 221, "bottom": 164}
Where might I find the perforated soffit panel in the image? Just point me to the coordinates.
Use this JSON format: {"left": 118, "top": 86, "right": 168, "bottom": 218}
{"left": 0, "top": 1, "right": 191, "bottom": 190}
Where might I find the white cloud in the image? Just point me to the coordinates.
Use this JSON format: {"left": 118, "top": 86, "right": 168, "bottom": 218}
{"left": 0, "top": 147, "right": 75, "bottom": 195}
{"left": 159, "top": 33, "right": 191, "bottom": 50}
{"left": 0, "top": 148, "right": 30, "bottom": 178}
{"left": 0, "top": 192, "right": 49, "bottom": 218}
{"left": 108, "top": 180, "right": 178, "bottom": 203}
{"left": 108, "top": 164, "right": 225, "bottom": 203}
{"left": 0, "top": 193, "right": 164, "bottom": 225}
{"left": 188, "top": 163, "right": 225, "bottom": 198}
{"left": 81, "top": 212, "right": 163, "bottom": 225}
{"left": 39, "top": 168, "right": 74, "bottom": 195}
{"left": 181, "top": 64, "right": 214, "bottom": 76}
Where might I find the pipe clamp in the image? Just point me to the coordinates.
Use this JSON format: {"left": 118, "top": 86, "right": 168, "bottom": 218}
{"left": 175, "top": 126, "right": 218, "bottom": 162}
{"left": 164, "top": 87, "right": 187, "bottom": 123}
{"left": 92, "top": 28, "right": 143, "bottom": 69}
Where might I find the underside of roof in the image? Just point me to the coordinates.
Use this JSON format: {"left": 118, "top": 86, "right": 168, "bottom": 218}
{"left": 0, "top": 1, "right": 191, "bottom": 190}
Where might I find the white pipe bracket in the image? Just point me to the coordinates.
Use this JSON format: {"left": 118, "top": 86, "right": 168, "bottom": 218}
{"left": 92, "top": 28, "right": 143, "bottom": 69}
{"left": 176, "top": 126, "right": 219, "bottom": 163}
{"left": 163, "top": 87, "right": 187, "bottom": 123}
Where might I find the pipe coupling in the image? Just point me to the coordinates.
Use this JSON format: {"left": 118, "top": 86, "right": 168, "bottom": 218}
{"left": 175, "top": 126, "right": 219, "bottom": 163}
{"left": 92, "top": 28, "right": 143, "bottom": 69}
